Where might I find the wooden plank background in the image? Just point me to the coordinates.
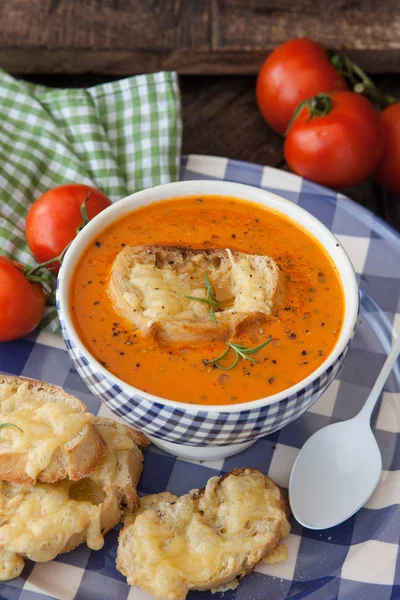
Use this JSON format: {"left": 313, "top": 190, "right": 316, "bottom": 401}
{"left": 2, "top": 0, "right": 400, "bottom": 74}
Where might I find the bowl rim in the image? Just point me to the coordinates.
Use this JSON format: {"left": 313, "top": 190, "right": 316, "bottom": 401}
{"left": 57, "top": 179, "right": 359, "bottom": 414}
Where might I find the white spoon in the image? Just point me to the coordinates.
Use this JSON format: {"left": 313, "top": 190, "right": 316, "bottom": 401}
{"left": 289, "top": 335, "right": 400, "bottom": 530}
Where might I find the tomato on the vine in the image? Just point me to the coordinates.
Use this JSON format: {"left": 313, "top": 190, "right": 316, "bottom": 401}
{"left": 25, "top": 184, "right": 111, "bottom": 272}
{"left": 284, "top": 91, "right": 383, "bottom": 188}
{"left": 373, "top": 103, "right": 400, "bottom": 195}
{"left": 256, "top": 38, "right": 347, "bottom": 135}
{"left": 0, "top": 257, "right": 45, "bottom": 342}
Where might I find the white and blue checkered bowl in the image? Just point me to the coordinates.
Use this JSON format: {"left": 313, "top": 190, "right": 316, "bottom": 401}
{"left": 57, "top": 180, "right": 359, "bottom": 459}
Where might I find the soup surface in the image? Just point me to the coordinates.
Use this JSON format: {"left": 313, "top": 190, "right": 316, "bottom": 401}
{"left": 70, "top": 196, "right": 344, "bottom": 405}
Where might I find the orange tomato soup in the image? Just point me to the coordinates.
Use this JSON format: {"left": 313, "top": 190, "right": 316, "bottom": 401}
{"left": 70, "top": 196, "right": 344, "bottom": 405}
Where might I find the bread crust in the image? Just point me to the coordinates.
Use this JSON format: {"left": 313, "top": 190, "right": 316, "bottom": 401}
{"left": 0, "top": 375, "right": 106, "bottom": 484}
{"left": 116, "top": 468, "right": 291, "bottom": 600}
{"left": 62, "top": 417, "right": 149, "bottom": 554}
{"left": 109, "top": 245, "right": 281, "bottom": 343}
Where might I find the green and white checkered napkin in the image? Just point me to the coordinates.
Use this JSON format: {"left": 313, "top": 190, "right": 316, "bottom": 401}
{"left": 0, "top": 69, "right": 181, "bottom": 331}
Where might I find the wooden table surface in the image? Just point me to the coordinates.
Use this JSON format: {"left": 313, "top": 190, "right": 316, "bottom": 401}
{"left": 6, "top": 0, "right": 400, "bottom": 232}
{"left": 3, "top": 0, "right": 400, "bottom": 75}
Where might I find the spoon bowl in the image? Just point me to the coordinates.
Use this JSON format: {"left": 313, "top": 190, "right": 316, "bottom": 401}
{"left": 289, "top": 418, "right": 382, "bottom": 529}
{"left": 289, "top": 335, "right": 400, "bottom": 530}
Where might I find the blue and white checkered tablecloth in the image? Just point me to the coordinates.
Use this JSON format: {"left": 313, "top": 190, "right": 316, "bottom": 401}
{"left": 0, "top": 155, "right": 399, "bottom": 600}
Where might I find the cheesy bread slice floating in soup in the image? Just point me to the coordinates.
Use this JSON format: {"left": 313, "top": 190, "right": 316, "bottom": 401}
{"left": 108, "top": 245, "right": 281, "bottom": 343}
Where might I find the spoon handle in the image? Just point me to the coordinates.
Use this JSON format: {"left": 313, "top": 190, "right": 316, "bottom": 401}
{"left": 358, "top": 334, "right": 400, "bottom": 422}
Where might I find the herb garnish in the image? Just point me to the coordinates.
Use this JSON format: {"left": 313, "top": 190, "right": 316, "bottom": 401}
{"left": 204, "top": 337, "right": 273, "bottom": 371}
{"left": 0, "top": 423, "right": 23, "bottom": 433}
{"left": 185, "top": 273, "right": 221, "bottom": 324}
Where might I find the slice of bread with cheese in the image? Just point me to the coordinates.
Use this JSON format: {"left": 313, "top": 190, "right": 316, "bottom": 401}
{"left": 109, "top": 245, "right": 281, "bottom": 343}
{"left": 0, "top": 376, "right": 107, "bottom": 485}
{"left": 0, "top": 417, "right": 149, "bottom": 581}
{"left": 116, "top": 468, "right": 290, "bottom": 600}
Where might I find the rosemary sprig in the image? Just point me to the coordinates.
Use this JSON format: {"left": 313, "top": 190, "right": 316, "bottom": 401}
{"left": 204, "top": 336, "right": 273, "bottom": 371}
{"left": 0, "top": 423, "right": 23, "bottom": 433}
{"left": 185, "top": 272, "right": 221, "bottom": 324}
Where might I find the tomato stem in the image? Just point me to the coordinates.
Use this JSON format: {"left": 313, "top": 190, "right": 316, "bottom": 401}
{"left": 285, "top": 100, "right": 309, "bottom": 135}
{"left": 25, "top": 244, "right": 69, "bottom": 277}
{"left": 309, "top": 94, "right": 332, "bottom": 118}
{"left": 285, "top": 94, "right": 333, "bottom": 135}
{"left": 331, "top": 52, "right": 397, "bottom": 108}
{"left": 23, "top": 270, "right": 56, "bottom": 305}
{"left": 353, "top": 81, "right": 397, "bottom": 108}
{"left": 77, "top": 193, "right": 91, "bottom": 233}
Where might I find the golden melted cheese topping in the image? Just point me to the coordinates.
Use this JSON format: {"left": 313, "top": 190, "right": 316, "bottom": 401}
{"left": 119, "top": 471, "right": 290, "bottom": 600}
{"left": 0, "top": 419, "right": 135, "bottom": 580}
{"left": 125, "top": 263, "right": 205, "bottom": 323}
{"left": 262, "top": 543, "right": 288, "bottom": 564}
{"left": 120, "top": 248, "right": 278, "bottom": 324}
{"left": 226, "top": 249, "right": 276, "bottom": 313}
{"left": 0, "top": 480, "right": 103, "bottom": 565}
{"left": 0, "top": 549, "right": 24, "bottom": 581}
{"left": 0, "top": 382, "right": 92, "bottom": 479}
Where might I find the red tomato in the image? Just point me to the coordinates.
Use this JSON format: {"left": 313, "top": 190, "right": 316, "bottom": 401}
{"left": 256, "top": 38, "right": 347, "bottom": 135}
{"left": 284, "top": 91, "right": 383, "bottom": 188}
{"left": 0, "top": 257, "right": 45, "bottom": 342}
{"left": 373, "top": 103, "right": 400, "bottom": 195}
{"left": 26, "top": 184, "right": 111, "bottom": 272}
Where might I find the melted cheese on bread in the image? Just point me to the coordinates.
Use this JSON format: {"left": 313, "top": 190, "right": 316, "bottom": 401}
{"left": 109, "top": 246, "right": 280, "bottom": 343}
{"left": 0, "top": 480, "right": 103, "bottom": 564}
{"left": 124, "top": 248, "right": 274, "bottom": 323}
{"left": 0, "top": 382, "right": 92, "bottom": 479}
{"left": 0, "top": 548, "right": 24, "bottom": 581}
{"left": 117, "top": 471, "right": 290, "bottom": 600}
{"left": 0, "top": 418, "right": 137, "bottom": 578}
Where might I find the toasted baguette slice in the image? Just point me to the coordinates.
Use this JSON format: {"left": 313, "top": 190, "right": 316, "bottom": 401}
{"left": 0, "top": 417, "right": 150, "bottom": 581}
{"left": 0, "top": 375, "right": 107, "bottom": 485}
{"left": 116, "top": 468, "right": 290, "bottom": 600}
{"left": 109, "top": 245, "right": 280, "bottom": 343}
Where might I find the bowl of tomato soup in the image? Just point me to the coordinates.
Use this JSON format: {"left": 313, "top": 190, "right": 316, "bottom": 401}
{"left": 57, "top": 180, "right": 359, "bottom": 460}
